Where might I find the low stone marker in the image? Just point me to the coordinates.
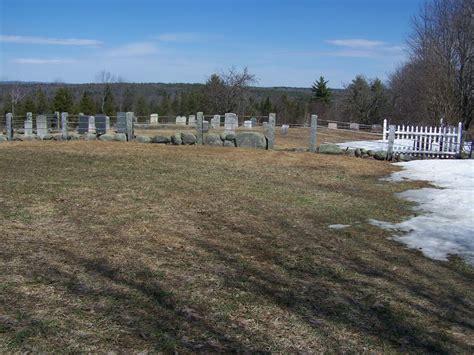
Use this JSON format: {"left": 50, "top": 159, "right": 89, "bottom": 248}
{"left": 281, "top": 124, "right": 289, "bottom": 135}
{"left": 78, "top": 114, "right": 89, "bottom": 134}
{"left": 328, "top": 122, "right": 338, "bottom": 129}
{"left": 150, "top": 113, "right": 158, "bottom": 124}
{"left": 211, "top": 115, "right": 221, "bottom": 129}
{"left": 202, "top": 120, "right": 209, "bottom": 133}
{"left": 176, "top": 116, "right": 187, "bottom": 125}
{"left": 224, "top": 113, "right": 238, "bottom": 134}
{"left": 88, "top": 116, "right": 96, "bottom": 133}
{"left": 36, "top": 115, "right": 48, "bottom": 138}
{"left": 372, "top": 124, "right": 382, "bottom": 132}
{"left": 25, "top": 112, "right": 33, "bottom": 136}
{"left": 116, "top": 112, "right": 134, "bottom": 140}
{"left": 350, "top": 123, "right": 360, "bottom": 131}
{"left": 95, "top": 114, "right": 107, "bottom": 134}
{"left": 188, "top": 115, "right": 196, "bottom": 127}
{"left": 244, "top": 120, "right": 252, "bottom": 129}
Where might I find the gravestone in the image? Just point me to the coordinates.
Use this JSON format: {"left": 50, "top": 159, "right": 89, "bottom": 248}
{"left": 88, "top": 116, "right": 96, "bottom": 133}
{"left": 211, "top": 115, "right": 221, "bottom": 129}
{"left": 251, "top": 117, "right": 257, "bottom": 127}
{"left": 25, "top": 112, "right": 33, "bottom": 136}
{"left": 150, "top": 113, "right": 158, "bottom": 124}
{"left": 266, "top": 113, "right": 276, "bottom": 149}
{"left": 196, "top": 112, "right": 204, "bottom": 144}
{"left": 116, "top": 112, "right": 134, "bottom": 140}
{"left": 202, "top": 120, "right": 209, "bottom": 133}
{"left": 61, "top": 112, "right": 68, "bottom": 140}
{"left": 36, "top": 115, "right": 48, "bottom": 138}
{"left": 224, "top": 113, "right": 238, "bottom": 134}
{"left": 328, "top": 122, "right": 338, "bottom": 130}
{"left": 6, "top": 113, "right": 13, "bottom": 141}
{"left": 350, "top": 123, "right": 360, "bottom": 131}
{"left": 78, "top": 114, "right": 89, "bottom": 134}
{"left": 281, "top": 124, "right": 289, "bottom": 135}
{"left": 371, "top": 124, "right": 382, "bottom": 132}
{"left": 106, "top": 116, "right": 110, "bottom": 130}
{"left": 95, "top": 114, "right": 107, "bottom": 134}
{"left": 309, "top": 114, "right": 318, "bottom": 152}
{"left": 54, "top": 111, "right": 60, "bottom": 130}
{"left": 188, "top": 115, "right": 196, "bottom": 127}
{"left": 244, "top": 120, "right": 252, "bottom": 129}
{"left": 176, "top": 116, "right": 187, "bottom": 125}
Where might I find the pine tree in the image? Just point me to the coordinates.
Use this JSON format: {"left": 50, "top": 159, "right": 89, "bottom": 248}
{"left": 261, "top": 97, "right": 272, "bottom": 115}
{"left": 22, "top": 96, "right": 36, "bottom": 114}
{"left": 102, "top": 85, "right": 115, "bottom": 115}
{"left": 79, "top": 91, "right": 97, "bottom": 115}
{"left": 311, "top": 76, "right": 332, "bottom": 103}
{"left": 53, "top": 87, "right": 73, "bottom": 113}
{"left": 36, "top": 89, "right": 49, "bottom": 114}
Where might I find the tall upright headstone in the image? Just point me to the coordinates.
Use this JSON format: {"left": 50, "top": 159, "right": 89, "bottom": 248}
{"left": 150, "top": 113, "right": 158, "bottom": 124}
{"left": 176, "top": 116, "right": 187, "bottom": 125}
{"left": 106, "top": 116, "right": 110, "bottom": 130}
{"left": 266, "top": 113, "right": 276, "bottom": 149}
{"left": 309, "top": 114, "right": 318, "bottom": 153}
{"left": 54, "top": 111, "right": 60, "bottom": 130}
{"left": 88, "top": 116, "right": 96, "bottom": 133}
{"left": 211, "top": 115, "right": 221, "bottom": 129}
{"left": 281, "top": 124, "right": 289, "bottom": 135}
{"left": 78, "top": 114, "right": 89, "bottom": 134}
{"left": 349, "top": 123, "right": 360, "bottom": 131}
{"left": 224, "top": 113, "right": 238, "bottom": 134}
{"left": 196, "top": 112, "right": 204, "bottom": 144}
{"left": 95, "top": 114, "right": 107, "bottom": 134}
{"left": 25, "top": 112, "right": 33, "bottom": 137}
{"left": 36, "top": 115, "right": 48, "bottom": 138}
{"left": 250, "top": 117, "right": 257, "bottom": 128}
{"left": 126, "top": 112, "right": 134, "bottom": 141}
{"left": 188, "top": 115, "right": 196, "bottom": 127}
{"left": 61, "top": 112, "right": 68, "bottom": 140}
{"left": 6, "top": 113, "right": 13, "bottom": 141}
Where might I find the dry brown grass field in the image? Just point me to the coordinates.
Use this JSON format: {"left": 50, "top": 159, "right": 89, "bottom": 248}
{"left": 0, "top": 139, "right": 473, "bottom": 352}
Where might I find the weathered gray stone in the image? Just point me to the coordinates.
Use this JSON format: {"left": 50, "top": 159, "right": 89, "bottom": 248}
{"left": 181, "top": 133, "right": 196, "bottom": 145}
{"left": 171, "top": 133, "right": 182, "bottom": 145}
{"left": 36, "top": 115, "right": 48, "bottom": 138}
{"left": 0, "top": 135, "right": 7, "bottom": 142}
{"left": 51, "top": 133, "right": 63, "bottom": 140}
{"left": 150, "top": 113, "right": 158, "bottom": 124}
{"left": 151, "top": 135, "right": 170, "bottom": 144}
{"left": 220, "top": 132, "right": 235, "bottom": 141}
{"left": 85, "top": 133, "right": 97, "bottom": 141}
{"left": 355, "top": 148, "right": 362, "bottom": 157}
{"left": 367, "top": 150, "right": 375, "bottom": 157}
{"left": 223, "top": 140, "right": 235, "bottom": 147}
{"left": 235, "top": 132, "right": 267, "bottom": 149}
{"left": 114, "top": 133, "right": 127, "bottom": 142}
{"left": 204, "top": 133, "right": 223, "bottom": 146}
{"left": 40, "top": 134, "right": 54, "bottom": 141}
{"left": 22, "top": 134, "right": 37, "bottom": 141}
{"left": 374, "top": 151, "right": 387, "bottom": 160}
{"left": 398, "top": 154, "right": 412, "bottom": 162}
{"left": 360, "top": 148, "right": 368, "bottom": 155}
{"left": 68, "top": 132, "right": 80, "bottom": 140}
{"left": 318, "top": 144, "right": 343, "bottom": 155}
{"left": 136, "top": 135, "right": 151, "bottom": 143}
{"left": 99, "top": 133, "right": 115, "bottom": 141}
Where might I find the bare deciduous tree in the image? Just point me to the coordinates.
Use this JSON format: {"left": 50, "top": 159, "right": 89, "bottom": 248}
{"left": 95, "top": 70, "right": 118, "bottom": 113}
{"left": 9, "top": 85, "right": 27, "bottom": 117}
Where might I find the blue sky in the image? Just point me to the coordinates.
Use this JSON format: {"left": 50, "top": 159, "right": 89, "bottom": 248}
{"left": 0, "top": 0, "right": 423, "bottom": 88}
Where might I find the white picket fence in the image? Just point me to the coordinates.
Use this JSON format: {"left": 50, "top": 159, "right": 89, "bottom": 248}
{"left": 382, "top": 119, "right": 463, "bottom": 157}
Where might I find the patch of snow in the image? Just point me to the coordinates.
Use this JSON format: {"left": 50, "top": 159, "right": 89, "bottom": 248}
{"left": 329, "top": 224, "right": 351, "bottom": 229}
{"left": 370, "top": 159, "right": 474, "bottom": 264}
{"left": 337, "top": 140, "right": 388, "bottom": 151}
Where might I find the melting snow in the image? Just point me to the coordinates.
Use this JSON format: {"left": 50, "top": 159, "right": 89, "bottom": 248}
{"left": 370, "top": 159, "right": 474, "bottom": 264}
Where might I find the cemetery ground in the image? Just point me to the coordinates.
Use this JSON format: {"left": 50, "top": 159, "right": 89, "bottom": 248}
{"left": 0, "top": 141, "right": 473, "bottom": 353}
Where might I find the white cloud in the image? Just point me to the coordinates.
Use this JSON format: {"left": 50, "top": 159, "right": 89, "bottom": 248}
{"left": 106, "top": 42, "right": 159, "bottom": 57}
{"left": 0, "top": 35, "right": 102, "bottom": 46}
{"left": 326, "top": 39, "right": 386, "bottom": 49}
{"left": 13, "top": 58, "right": 76, "bottom": 64}
{"left": 154, "top": 32, "right": 217, "bottom": 43}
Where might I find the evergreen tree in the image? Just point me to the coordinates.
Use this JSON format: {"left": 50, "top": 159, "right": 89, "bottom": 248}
{"left": 122, "top": 87, "right": 135, "bottom": 112}
{"left": 22, "top": 96, "right": 36, "bottom": 114}
{"left": 53, "top": 87, "right": 73, "bottom": 113}
{"left": 261, "top": 97, "right": 272, "bottom": 115}
{"left": 79, "top": 91, "right": 97, "bottom": 115}
{"left": 134, "top": 95, "right": 149, "bottom": 117}
{"left": 311, "top": 76, "right": 331, "bottom": 103}
{"left": 36, "top": 89, "right": 49, "bottom": 114}
{"left": 102, "top": 85, "right": 115, "bottom": 115}
{"left": 159, "top": 94, "right": 171, "bottom": 115}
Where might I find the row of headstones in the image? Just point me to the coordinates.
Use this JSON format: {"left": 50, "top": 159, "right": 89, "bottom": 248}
{"left": 328, "top": 122, "right": 382, "bottom": 132}
{"left": 148, "top": 113, "right": 258, "bottom": 130}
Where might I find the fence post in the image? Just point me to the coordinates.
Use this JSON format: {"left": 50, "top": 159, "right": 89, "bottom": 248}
{"left": 61, "top": 112, "right": 68, "bottom": 140}
{"left": 456, "top": 122, "right": 463, "bottom": 155}
{"left": 6, "top": 113, "right": 13, "bottom": 141}
{"left": 382, "top": 119, "right": 388, "bottom": 142}
{"left": 387, "top": 125, "right": 396, "bottom": 158}
{"left": 309, "top": 114, "right": 318, "bottom": 152}
{"left": 267, "top": 113, "right": 276, "bottom": 149}
{"left": 196, "top": 112, "right": 204, "bottom": 145}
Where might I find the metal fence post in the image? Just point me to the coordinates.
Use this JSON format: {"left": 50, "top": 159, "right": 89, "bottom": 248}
{"left": 6, "top": 113, "right": 13, "bottom": 141}
{"left": 387, "top": 125, "right": 396, "bottom": 157}
{"left": 196, "top": 112, "right": 204, "bottom": 145}
{"left": 61, "top": 112, "right": 68, "bottom": 140}
{"left": 309, "top": 114, "right": 318, "bottom": 152}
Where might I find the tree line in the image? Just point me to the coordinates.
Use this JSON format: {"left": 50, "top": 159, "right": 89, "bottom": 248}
{"left": 1, "top": 0, "right": 471, "bottom": 129}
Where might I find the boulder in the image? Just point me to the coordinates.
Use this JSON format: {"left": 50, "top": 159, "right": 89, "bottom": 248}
{"left": 355, "top": 148, "right": 362, "bottom": 157}
{"left": 398, "top": 154, "right": 413, "bottom": 162}
{"left": 171, "top": 133, "right": 182, "bottom": 145}
{"left": 374, "top": 151, "right": 387, "bottom": 160}
{"left": 360, "top": 148, "right": 368, "bottom": 155}
{"left": 51, "top": 133, "right": 63, "bottom": 141}
{"left": 235, "top": 132, "right": 266, "bottom": 149}
{"left": 367, "top": 150, "right": 375, "bottom": 157}
{"left": 99, "top": 133, "right": 115, "bottom": 141}
{"left": 220, "top": 132, "right": 235, "bottom": 141}
{"left": 151, "top": 135, "right": 170, "bottom": 144}
{"left": 318, "top": 144, "right": 343, "bottom": 155}
{"left": 0, "top": 135, "right": 7, "bottom": 142}
{"left": 40, "top": 134, "right": 54, "bottom": 141}
{"left": 68, "top": 133, "right": 80, "bottom": 140}
{"left": 136, "top": 135, "right": 151, "bottom": 143}
{"left": 204, "top": 133, "right": 223, "bottom": 146}
{"left": 181, "top": 133, "right": 197, "bottom": 145}
{"left": 22, "top": 135, "right": 37, "bottom": 141}
{"left": 223, "top": 140, "right": 235, "bottom": 147}
{"left": 114, "top": 133, "right": 127, "bottom": 142}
